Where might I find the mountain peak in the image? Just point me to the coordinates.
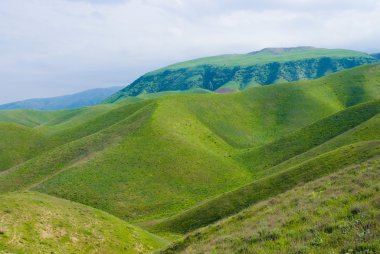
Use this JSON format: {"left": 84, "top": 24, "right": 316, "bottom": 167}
{"left": 248, "top": 46, "right": 316, "bottom": 55}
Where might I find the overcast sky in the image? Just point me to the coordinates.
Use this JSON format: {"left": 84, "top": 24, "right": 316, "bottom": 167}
{"left": 0, "top": 0, "right": 380, "bottom": 103}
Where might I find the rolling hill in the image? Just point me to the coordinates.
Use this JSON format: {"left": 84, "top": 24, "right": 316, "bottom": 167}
{"left": 106, "top": 47, "right": 377, "bottom": 102}
{"left": 0, "top": 192, "right": 167, "bottom": 254}
{"left": 160, "top": 158, "right": 380, "bottom": 253}
{"left": 1, "top": 63, "right": 380, "bottom": 253}
{"left": 0, "top": 86, "right": 122, "bottom": 110}
{"left": 0, "top": 64, "right": 379, "bottom": 225}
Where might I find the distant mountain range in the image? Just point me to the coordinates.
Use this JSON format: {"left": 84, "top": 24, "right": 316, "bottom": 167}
{"left": 106, "top": 47, "right": 378, "bottom": 102}
{"left": 0, "top": 86, "right": 123, "bottom": 110}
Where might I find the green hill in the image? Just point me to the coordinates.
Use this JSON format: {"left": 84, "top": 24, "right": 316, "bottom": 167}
{"left": 1, "top": 64, "right": 380, "bottom": 252}
{"left": 106, "top": 47, "right": 376, "bottom": 102}
{"left": 149, "top": 101, "right": 380, "bottom": 234}
{"left": 160, "top": 158, "right": 380, "bottom": 254}
{"left": 0, "top": 192, "right": 167, "bottom": 254}
{"left": 0, "top": 64, "right": 379, "bottom": 227}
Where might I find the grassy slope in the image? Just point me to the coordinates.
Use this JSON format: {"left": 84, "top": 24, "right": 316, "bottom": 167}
{"left": 0, "top": 65, "right": 379, "bottom": 226}
{"left": 0, "top": 123, "right": 46, "bottom": 171}
{"left": 0, "top": 109, "right": 65, "bottom": 128}
{"left": 158, "top": 48, "right": 372, "bottom": 70}
{"left": 0, "top": 102, "right": 145, "bottom": 172}
{"left": 150, "top": 140, "right": 380, "bottom": 234}
{"left": 161, "top": 158, "right": 380, "bottom": 254}
{"left": 32, "top": 99, "right": 252, "bottom": 222}
{"left": 0, "top": 192, "right": 167, "bottom": 254}
{"left": 238, "top": 100, "right": 380, "bottom": 174}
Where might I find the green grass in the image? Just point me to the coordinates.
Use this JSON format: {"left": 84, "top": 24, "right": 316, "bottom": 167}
{"left": 238, "top": 100, "right": 380, "bottom": 174}
{"left": 150, "top": 140, "right": 380, "bottom": 234}
{"left": 160, "top": 158, "right": 380, "bottom": 254}
{"left": 0, "top": 192, "right": 167, "bottom": 254}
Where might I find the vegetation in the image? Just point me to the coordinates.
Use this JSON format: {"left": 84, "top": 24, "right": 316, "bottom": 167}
{"left": 160, "top": 158, "right": 380, "bottom": 254}
{"left": 106, "top": 47, "right": 376, "bottom": 101}
{"left": 150, "top": 140, "right": 380, "bottom": 234}
{"left": 0, "top": 192, "right": 167, "bottom": 254}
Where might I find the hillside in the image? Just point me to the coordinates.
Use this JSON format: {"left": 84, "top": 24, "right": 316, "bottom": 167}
{"left": 0, "top": 86, "right": 122, "bottom": 110}
{"left": 160, "top": 158, "right": 380, "bottom": 253}
{"left": 149, "top": 101, "right": 380, "bottom": 234}
{"left": 0, "top": 192, "right": 167, "bottom": 254}
{"left": 106, "top": 47, "right": 376, "bottom": 102}
{"left": 0, "top": 64, "right": 379, "bottom": 229}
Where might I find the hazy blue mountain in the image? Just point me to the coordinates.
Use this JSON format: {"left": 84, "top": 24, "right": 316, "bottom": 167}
{"left": 0, "top": 86, "right": 123, "bottom": 110}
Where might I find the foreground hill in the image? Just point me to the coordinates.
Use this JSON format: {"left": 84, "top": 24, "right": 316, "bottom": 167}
{"left": 0, "top": 86, "right": 122, "bottom": 110}
{"left": 107, "top": 47, "right": 376, "bottom": 102}
{"left": 160, "top": 158, "right": 380, "bottom": 253}
{"left": 0, "top": 64, "right": 379, "bottom": 229}
{"left": 0, "top": 192, "right": 167, "bottom": 254}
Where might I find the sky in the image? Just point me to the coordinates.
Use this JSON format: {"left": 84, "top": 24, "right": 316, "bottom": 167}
{"left": 0, "top": 0, "right": 380, "bottom": 104}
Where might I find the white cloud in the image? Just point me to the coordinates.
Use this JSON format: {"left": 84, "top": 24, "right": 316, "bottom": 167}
{"left": 0, "top": 0, "right": 379, "bottom": 103}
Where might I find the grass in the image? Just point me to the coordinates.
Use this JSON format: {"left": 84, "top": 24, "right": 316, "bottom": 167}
{"left": 0, "top": 191, "right": 167, "bottom": 254}
{"left": 238, "top": 100, "right": 380, "bottom": 174}
{"left": 160, "top": 158, "right": 380, "bottom": 254}
{"left": 150, "top": 140, "right": 380, "bottom": 234}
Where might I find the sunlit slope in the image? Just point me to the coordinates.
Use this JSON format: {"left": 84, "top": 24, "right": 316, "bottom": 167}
{"left": 160, "top": 158, "right": 380, "bottom": 254}
{"left": 149, "top": 98, "right": 380, "bottom": 233}
{"left": 0, "top": 123, "right": 46, "bottom": 171}
{"left": 238, "top": 99, "right": 380, "bottom": 174}
{"left": 0, "top": 102, "right": 148, "bottom": 171}
{"left": 173, "top": 64, "right": 380, "bottom": 148}
{"left": 0, "top": 192, "right": 167, "bottom": 254}
{"left": 32, "top": 99, "right": 252, "bottom": 222}
{"left": 0, "top": 100, "right": 252, "bottom": 223}
{"left": 107, "top": 47, "right": 376, "bottom": 101}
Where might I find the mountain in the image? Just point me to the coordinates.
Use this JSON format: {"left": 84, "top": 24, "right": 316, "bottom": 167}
{"left": 0, "top": 86, "right": 123, "bottom": 111}
{"left": 106, "top": 47, "right": 377, "bottom": 102}
{"left": 1, "top": 64, "right": 380, "bottom": 252}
